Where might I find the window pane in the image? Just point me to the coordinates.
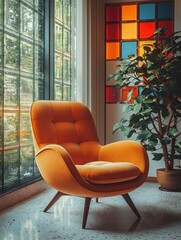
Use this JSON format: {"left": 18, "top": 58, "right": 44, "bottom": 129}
{"left": 139, "top": 3, "right": 155, "bottom": 20}
{"left": 122, "top": 23, "right": 137, "bottom": 40}
{"left": 106, "top": 5, "right": 120, "bottom": 22}
{"left": 122, "top": 5, "right": 137, "bottom": 21}
{"left": 139, "top": 22, "right": 156, "bottom": 39}
{"left": 158, "top": 21, "right": 173, "bottom": 37}
{"left": 121, "top": 41, "right": 137, "bottom": 59}
{"left": 4, "top": 149, "right": 19, "bottom": 188}
{"left": 54, "top": 0, "right": 76, "bottom": 101}
{"left": 0, "top": 0, "right": 45, "bottom": 194}
{"left": 158, "top": 2, "right": 173, "bottom": 19}
{"left": 106, "top": 42, "right": 120, "bottom": 60}
{"left": 106, "top": 23, "right": 120, "bottom": 41}
{"left": 20, "top": 146, "right": 34, "bottom": 181}
{"left": 138, "top": 40, "right": 154, "bottom": 57}
{"left": 106, "top": 86, "right": 120, "bottom": 103}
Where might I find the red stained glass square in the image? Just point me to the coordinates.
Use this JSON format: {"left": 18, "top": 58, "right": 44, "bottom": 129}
{"left": 121, "top": 87, "right": 138, "bottom": 103}
{"left": 106, "top": 23, "right": 120, "bottom": 41}
{"left": 158, "top": 21, "right": 173, "bottom": 37}
{"left": 106, "top": 5, "right": 120, "bottom": 22}
{"left": 106, "top": 86, "right": 120, "bottom": 103}
{"left": 139, "top": 22, "right": 156, "bottom": 38}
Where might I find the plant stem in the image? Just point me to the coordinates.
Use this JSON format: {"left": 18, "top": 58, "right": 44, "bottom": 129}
{"left": 157, "top": 107, "right": 171, "bottom": 170}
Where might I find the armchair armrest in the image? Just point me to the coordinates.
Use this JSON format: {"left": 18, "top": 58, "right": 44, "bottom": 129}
{"left": 35, "top": 144, "right": 87, "bottom": 193}
{"left": 98, "top": 140, "right": 149, "bottom": 175}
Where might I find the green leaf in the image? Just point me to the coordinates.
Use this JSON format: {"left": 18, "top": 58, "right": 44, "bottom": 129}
{"left": 137, "top": 130, "right": 152, "bottom": 140}
{"left": 122, "top": 104, "right": 133, "bottom": 113}
{"left": 134, "top": 104, "right": 142, "bottom": 114}
{"left": 140, "top": 108, "right": 152, "bottom": 116}
{"left": 147, "top": 145, "right": 156, "bottom": 151}
{"left": 115, "top": 72, "right": 123, "bottom": 81}
{"left": 107, "top": 74, "right": 115, "bottom": 81}
{"left": 152, "top": 153, "right": 163, "bottom": 161}
{"left": 161, "top": 137, "right": 171, "bottom": 144}
{"left": 136, "top": 56, "right": 144, "bottom": 61}
{"left": 127, "top": 89, "right": 133, "bottom": 101}
{"left": 175, "top": 146, "right": 181, "bottom": 153}
{"left": 123, "top": 128, "right": 131, "bottom": 137}
{"left": 149, "top": 138, "right": 158, "bottom": 146}
{"left": 122, "top": 104, "right": 128, "bottom": 113}
{"left": 169, "top": 128, "right": 179, "bottom": 138}
{"left": 141, "top": 87, "right": 152, "bottom": 96}
{"left": 143, "top": 46, "right": 151, "bottom": 53}
{"left": 144, "top": 96, "right": 156, "bottom": 104}
{"left": 161, "top": 109, "right": 169, "bottom": 118}
{"left": 127, "top": 129, "right": 136, "bottom": 138}
{"left": 112, "top": 123, "right": 120, "bottom": 134}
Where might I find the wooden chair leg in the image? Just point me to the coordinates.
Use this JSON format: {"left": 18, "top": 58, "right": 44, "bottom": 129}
{"left": 122, "top": 194, "right": 141, "bottom": 219}
{"left": 43, "top": 191, "right": 64, "bottom": 212}
{"left": 82, "top": 198, "right": 91, "bottom": 229}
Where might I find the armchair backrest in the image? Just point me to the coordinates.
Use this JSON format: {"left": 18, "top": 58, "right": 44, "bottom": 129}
{"left": 30, "top": 101, "right": 101, "bottom": 164}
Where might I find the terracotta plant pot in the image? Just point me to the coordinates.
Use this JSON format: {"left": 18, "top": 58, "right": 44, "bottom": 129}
{"left": 156, "top": 168, "right": 181, "bottom": 192}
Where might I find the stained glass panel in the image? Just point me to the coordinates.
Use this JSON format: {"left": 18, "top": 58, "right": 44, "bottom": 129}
{"left": 122, "top": 41, "right": 137, "bottom": 59}
{"left": 139, "top": 22, "right": 156, "bottom": 39}
{"left": 106, "top": 23, "right": 120, "bottom": 41}
{"left": 139, "top": 3, "right": 155, "bottom": 20}
{"left": 106, "top": 5, "right": 120, "bottom": 22}
{"left": 105, "top": 1, "right": 174, "bottom": 105}
{"left": 106, "top": 42, "right": 120, "bottom": 60}
{"left": 122, "top": 5, "right": 137, "bottom": 21}
{"left": 121, "top": 87, "right": 138, "bottom": 103}
{"left": 158, "top": 21, "right": 173, "bottom": 37}
{"left": 138, "top": 40, "right": 154, "bottom": 57}
{"left": 106, "top": 86, "right": 120, "bottom": 103}
{"left": 158, "top": 2, "right": 173, "bottom": 19}
{"left": 122, "top": 23, "right": 137, "bottom": 40}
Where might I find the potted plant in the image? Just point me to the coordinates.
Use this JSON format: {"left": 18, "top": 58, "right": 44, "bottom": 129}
{"left": 108, "top": 28, "right": 181, "bottom": 191}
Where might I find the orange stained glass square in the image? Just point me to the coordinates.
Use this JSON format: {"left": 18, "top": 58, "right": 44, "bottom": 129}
{"left": 106, "top": 42, "right": 120, "bottom": 60}
{"left": 139, "top": 22, "right": 156, "bottom": 38}
{"left": 138, "top": 40, "right": 154, "bottom": 57}
{"left": 122, "top": 23, "right": 137, "bottom": 40}
{"left": 122, "top": 5, "right": 137, "bottom": 21}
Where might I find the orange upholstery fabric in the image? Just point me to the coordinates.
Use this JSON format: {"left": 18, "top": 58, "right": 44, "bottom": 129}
{"left": 31, "top": 101, "right": 100, "bottom": 165}
{"left": 76, "top": 161, "right": 141, "bottom": 184}
{"left": 31, "top": 100, "right": 149, "bottom": 198}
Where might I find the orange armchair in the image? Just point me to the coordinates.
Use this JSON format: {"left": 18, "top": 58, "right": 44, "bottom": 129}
{"left": 30, "top": 101, "right": 149, "bottom": 229}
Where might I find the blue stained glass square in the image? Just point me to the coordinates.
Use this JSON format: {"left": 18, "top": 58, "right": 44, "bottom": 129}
{"left": 139, "top": 3, "right": 155, "bottom": 20}
{"left": 158, "top": 2, "right": 173, "bottom": 19}
{"left": 122, "top": 41, "right": 137, "bottom": 59}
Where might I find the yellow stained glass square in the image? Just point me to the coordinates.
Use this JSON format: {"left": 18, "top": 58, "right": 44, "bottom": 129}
{"left": 122, "top": 5, "right": 137, "bottom": 21}
{"left": 122, "top": 23, "right": 137, "bottom": 39}
{"left": 138, "top": 41, "right": 154, "bottom": 57}
{"left": 106, "top": 42, "right": 120, "bottom": 60}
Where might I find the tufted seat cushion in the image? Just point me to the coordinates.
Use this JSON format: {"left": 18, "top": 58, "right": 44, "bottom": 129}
{"left": 76, "top": 161, "right": 141, "bottom": 184}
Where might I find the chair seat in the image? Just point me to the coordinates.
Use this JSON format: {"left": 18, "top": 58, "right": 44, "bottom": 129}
{"left": 76, "top": 161, "right": 141, "bottom": 184}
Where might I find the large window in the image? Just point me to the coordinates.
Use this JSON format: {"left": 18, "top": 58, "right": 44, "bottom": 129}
{"left": 0, "top": 0, "right": 77, "bottom": 194}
